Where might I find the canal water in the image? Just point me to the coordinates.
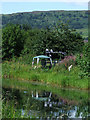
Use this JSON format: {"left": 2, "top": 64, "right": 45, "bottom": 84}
{"left": 2, "top": 84, "right": 90, "bottom": 119}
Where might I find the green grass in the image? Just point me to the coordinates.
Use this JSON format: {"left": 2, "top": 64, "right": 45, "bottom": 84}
{"left": 2, "top": 59, "right": 89, "bottom": 90}
{"left": 0, "top": 97, "right": 2, "bottom": 119}
{"left": 2, "top": 99, "right": 36, "bottom": 118}
{"left": 2, "top": 58, "right": 89, "bottom": 119}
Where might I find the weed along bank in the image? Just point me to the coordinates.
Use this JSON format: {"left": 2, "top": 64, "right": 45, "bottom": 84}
{"left": 32, "top": 55, "right": 52, "bottom": 68}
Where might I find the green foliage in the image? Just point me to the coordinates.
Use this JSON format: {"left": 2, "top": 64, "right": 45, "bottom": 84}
{"left": 2, "top": 24, "right": 25, "bottom": 59}
{"left": 33, "top": 28, "right": 53, "bottom": 55}
{"left": 22, "top": 28, "right": 41, "bottom": 54}
{"left": 76, "top": 42, "right": 90, "bottom": 77}
{"left": 2, "top": 22, "right": 84, "bottom": 60}
{"left": 33, "top": 22, "right": 84, "bottom": 55}
{"left": 2, "top": 11, "right": 88, "bottom": 30}
{"left": 17, "top": 53, "right": 34, "bottom": 65}
{"left": 2, "top": 100, "right": 22, "bottom": 118}
{"left": 2, "top": 60, "right": 89, "bottom": 90}
{"left": 31, "top": 74, "right": 40, "bottom": 82}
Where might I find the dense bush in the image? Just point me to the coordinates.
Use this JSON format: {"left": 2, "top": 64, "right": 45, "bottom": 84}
{"left": 76, "top": 42, "right": 90, "bottom": 77}
{"left": 2, "top": 23, "right": 84, "bottom": 61}
{"left": 2, "top": 24, "right": 26, "bottom": 59}
{"left": 33, "top": 23, "right": 84, "bottom": 55}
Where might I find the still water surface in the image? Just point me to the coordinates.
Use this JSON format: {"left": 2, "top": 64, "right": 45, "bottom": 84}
{"left": 3, "top": 83, "right": 90, "bottom": 119}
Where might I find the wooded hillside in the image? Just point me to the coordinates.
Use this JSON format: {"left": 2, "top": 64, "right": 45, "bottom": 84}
{"left": 2, "top": 10, "right": 88, "bottom": 38}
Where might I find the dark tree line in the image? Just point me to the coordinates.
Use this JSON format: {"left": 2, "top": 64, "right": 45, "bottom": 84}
{"left": 2, "top": 23, "right": 84, "bottom": 60}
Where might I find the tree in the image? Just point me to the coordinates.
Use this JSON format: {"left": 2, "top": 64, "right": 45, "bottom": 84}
{"left": 33, "top": 22, "right": 84, "bottom": 56}
{"left": 76, "top": 41, "right": 90, "bottom": 77}
{"left": 22, "top": 28, "right": 40, "bottom": 55}
{"left": 2, "top": 24, "right": 25, "bottom": 59}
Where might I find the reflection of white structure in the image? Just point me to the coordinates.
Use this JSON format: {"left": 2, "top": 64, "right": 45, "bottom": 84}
{"left": 32, "top": 91, "right": 34, "bottom": 98}
{"left": 31, "top": 91, "right": 52, "bottom": 102}
{"left": 49, "top": 102, "right": 52, "bottom": 107}
{"left": 46, "top": 49, "right": 49, "bottom": 52}
{"left": 68, "top": 106, "right": 77, "bottom": 118}
{"left": 44, "top": 102, "right": 48, "bottom": 107}
{"left": 32, "top": 91, "right": 39, "bottom": 98}
{"left": 50, "top": 49, "right": 53, "bottom": 53}
{"left": 36, "top": 91, "right": 38, "bottom": 98}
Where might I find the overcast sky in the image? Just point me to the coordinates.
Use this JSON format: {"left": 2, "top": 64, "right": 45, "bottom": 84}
{"left": 0, "top": 0, "right": 89, "bottom": 14}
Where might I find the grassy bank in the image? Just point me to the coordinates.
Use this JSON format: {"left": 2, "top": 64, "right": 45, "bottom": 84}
{"left": 2, "top": 59, "right": 89, "bottom": 90}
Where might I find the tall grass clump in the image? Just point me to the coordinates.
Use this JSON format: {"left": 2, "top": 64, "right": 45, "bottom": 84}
{"left": 76, "top": 42, "right": 90, "bottom": 78}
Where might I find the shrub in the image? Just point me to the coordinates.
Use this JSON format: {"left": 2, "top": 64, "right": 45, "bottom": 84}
{"left": 2, "top": 24, "right": 25, "bottom": 59}
{"left": 76, "top": 42, "right": 90, "bottom": 77}
{"left": 31, "top": 74, "right": 40, "bottom": 82}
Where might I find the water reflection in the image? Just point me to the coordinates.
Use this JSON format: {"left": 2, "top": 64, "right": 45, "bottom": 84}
{"left": 2, "top": 87, "right": 90, "bottom": 119}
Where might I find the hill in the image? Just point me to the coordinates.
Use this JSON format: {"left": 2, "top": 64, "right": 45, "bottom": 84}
{"left": 2, "top": 10, "right": 88, "bottom": 38}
